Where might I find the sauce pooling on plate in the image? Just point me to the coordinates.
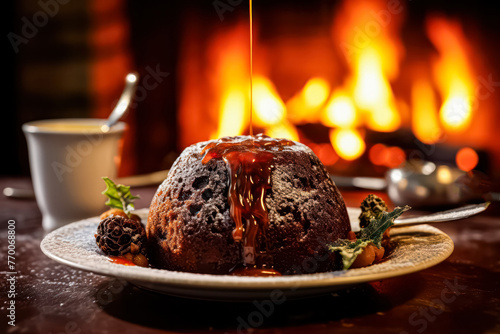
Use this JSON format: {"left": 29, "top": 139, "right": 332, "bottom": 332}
{"left": 109, "top": 256, "right": 136, "bottom": 266}
{"left": 201, "top": 134, "right": 295, "bottom": 276}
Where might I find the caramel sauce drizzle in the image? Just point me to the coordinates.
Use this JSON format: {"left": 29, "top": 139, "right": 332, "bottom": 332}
{"left": 249, "top": 0, "right": 254, "bottom": 136}
{"left": 200, "top": 2, "right": 293, "bottom": 277}
{"left": 201, "top": 134, "right": 295, "bottom": 275}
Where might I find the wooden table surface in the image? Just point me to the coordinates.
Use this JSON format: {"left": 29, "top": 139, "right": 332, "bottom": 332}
{"left": 1, "top": 176, "right": 499, "bottom": 334}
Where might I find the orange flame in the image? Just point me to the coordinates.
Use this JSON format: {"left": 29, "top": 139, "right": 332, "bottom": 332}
{"left": 265, "top": 120, "right": 300, "bottom": 142}
{"left": 411, "top": 79, "right": 442, "bottom": 144}
{"left": 303, "top": 78, "right": 331, "bottom": 109}
{"left": 286, "top": 77, "right": 330, "bottom": 124}
{"left": 321, "top": 89, "right": 357, "bottom": 128}
{"left": 426, "top": 17, "right": 475, "bottom": 132}
{"left": 213, "top": 89, "right": 248, "bottom": 139}
{"left": 186, "top": 0, "right": 489, "bottom": 167}
{"left": 329, "top": 128, "right": 365, "bottom": 161}
{"left": 252, "top": 76, "right": 286, "bottom": 127}
{"left": 333, "top": 0, "right": 404, "bottom": 133}
{"left": 351, "top": 46, "right": 401, "bottom": 132}
{"left": 208, "top": 23, "right": 251, "bottom": 140}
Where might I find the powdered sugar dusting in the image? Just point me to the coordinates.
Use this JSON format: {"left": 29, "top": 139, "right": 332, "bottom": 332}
{"left": 146, "top": 136, "right": 351, "bottom": 274}
{"left": 41, "top": 207, "right": 454, "bottom": 299}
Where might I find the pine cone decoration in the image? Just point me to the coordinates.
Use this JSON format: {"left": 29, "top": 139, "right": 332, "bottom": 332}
{"left": 358, "top": 194, "right": 389, "bottom": 228}
{"left": 95, "top": 215, "right": 147, "bottom": 256}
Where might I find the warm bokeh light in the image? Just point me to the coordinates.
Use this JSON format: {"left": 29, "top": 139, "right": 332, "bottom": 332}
{"left": 352, "top": 49, "right": 401, "bottom": 132}
{"left": 303, "top": 77, "right": 330, "bottom": 109}
{"left": 366, "top": 103, "right": 401, "bottom": 133}
{"left": 286, "top": 77, "right": 331, "bottom": 124}
{"left": 329, "top": 128, "right": 365, "bottom": 161}
{"left": 411, "top": 79, "right": 442, "bottom": 144}
{"left": 353, "top": 49, "right": 389, "bottom": 108}
{"left": 439, "top": 93, "right": 472, "bottom": 130}
{"left": 333, "top": 0, "right": 404, "bottom": 134}
{"left": 179, "top": 21, "right": 252, "bottom": 147}
{"left": 385, "top": 146, "right": 406, "bottom": 168}
{"left": 333, "top": 0, "right": 404, "bottom": 80}
{"left": 426, "top": 17, "right": 475, "bottom": 132}
{"left": 369, "top": 143, "right": 389, "bottom": 166}
{"left": 190, "top": 0, "right": 489, "bottom": 169}
{"left": 369, "top": 143, "right": 405, "bottom": 167}
{"left": 321, "top": 90, "right": 357, "bottom": 128}
{"left": 456, "top": 147, "right": 479, "bottom": 172}
{"left": 436, "top": 165, "right": 454, "bottom": 184}
{"left": 252, "top": 76, "right": 286, "bottom": 127}
{"left": 265, "top": 121, "right": 300, "bottom": 142}
{"left": 213, "top": 89, "right": 248, "bottom": 138}
{"left": 310, "top": 143, "right": 339, "bottom": 166}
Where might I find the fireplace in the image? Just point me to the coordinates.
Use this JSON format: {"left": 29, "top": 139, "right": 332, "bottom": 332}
{"left": 168, "top": 0, "right": 499, "bottom": 181}
{"left": 9, "top": 0, "right": 500, "bottom": 183}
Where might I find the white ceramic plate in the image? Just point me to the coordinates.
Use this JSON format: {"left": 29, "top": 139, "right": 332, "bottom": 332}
{"left": 41, "top": 208, "right": 454, "bottom": 301}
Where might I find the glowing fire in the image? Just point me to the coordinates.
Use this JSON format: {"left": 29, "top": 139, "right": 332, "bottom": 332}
{"left": 252, "top": 76, "right": 286, "bottom": 127}
{"left": 211, "top": 31, "right": 250, "bottom": 139}
{"left": 303, "top": 78, "right": 331, "bottom": 109}
{"left": 213, "top": 89, "right": 248, "bottom": 139}
{"left": 352, "top": 48, "right": 401, "bottom": 132}
{"left": 426, "top": 17, "right": 475, "bottom": 132}
{"left": 329, "top": 128, "right": 365, "bottom": 161}
{"left": 333, "top": 0, "right": 404, "bottom": 134}
{"left": 286, "top": 77, "right": 330, "bottom": 124}
{"left": 321, "top": 89, "right": 357, "bottom": 128}
{"left": 411, "top": 79, "right": 442, "bottom": 144}
{"left": 250, "top": 75, "right": 298, "bottom": 140}
{"left": 265, "top": 120, "right": 300, "bottom": 142}
{"left": 181, "top": 0, "right": 487, "bottom": 168}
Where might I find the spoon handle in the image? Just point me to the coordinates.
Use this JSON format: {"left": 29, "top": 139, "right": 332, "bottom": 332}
{"left": 394, "top": 202, "right": 490, "bottom": 226}
{"left": 105, "top": 72, "right": 139, "bottom": 129}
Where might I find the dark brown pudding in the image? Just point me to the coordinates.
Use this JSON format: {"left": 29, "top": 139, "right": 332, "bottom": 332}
{"left": 146, "top": 134, "right": 350, "bottom": 275}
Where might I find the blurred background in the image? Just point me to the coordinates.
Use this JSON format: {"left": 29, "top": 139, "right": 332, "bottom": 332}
{"left": 4, "top": 0, "right": 500, "bottom": 187}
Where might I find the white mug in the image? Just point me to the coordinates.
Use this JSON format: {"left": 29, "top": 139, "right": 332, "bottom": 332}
{"left": 23, "top": 119, "right": 127, "bottom": 232}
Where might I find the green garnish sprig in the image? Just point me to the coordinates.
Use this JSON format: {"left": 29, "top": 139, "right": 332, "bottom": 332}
{"left": 102, "top": 177, "right": 140, "bottom": 216}
{"left": 329, "top": 205, "right": 411, "bottom": 270}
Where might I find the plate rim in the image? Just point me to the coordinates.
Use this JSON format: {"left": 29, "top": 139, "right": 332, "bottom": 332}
{"left": 40, "top": 208, "right": 454, "bottom": 291}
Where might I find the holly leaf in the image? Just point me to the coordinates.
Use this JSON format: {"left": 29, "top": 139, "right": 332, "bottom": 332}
{"left": 329, "top": 239, "right": 371, "bottom": 270}
{"left": 328, "top": 205, "right": 411, "bottom": 270}
{"left": 358, "top": 206, "right": 411, "bottom": 248}
{"left": 102, "top": 177, "right": 140, "bottom": 216}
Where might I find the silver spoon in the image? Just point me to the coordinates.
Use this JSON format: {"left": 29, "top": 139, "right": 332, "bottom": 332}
{"left": 101, "top": 72, "right": 139, "bottom": 132}
{"left": 332, "top": 161, "right": 499, "bottom": 208}
{"left": 348, "top": 201, "right": 490, "bottom": 231}
{"left": 393, "top": 201, "right": 490, "bottom": 226}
